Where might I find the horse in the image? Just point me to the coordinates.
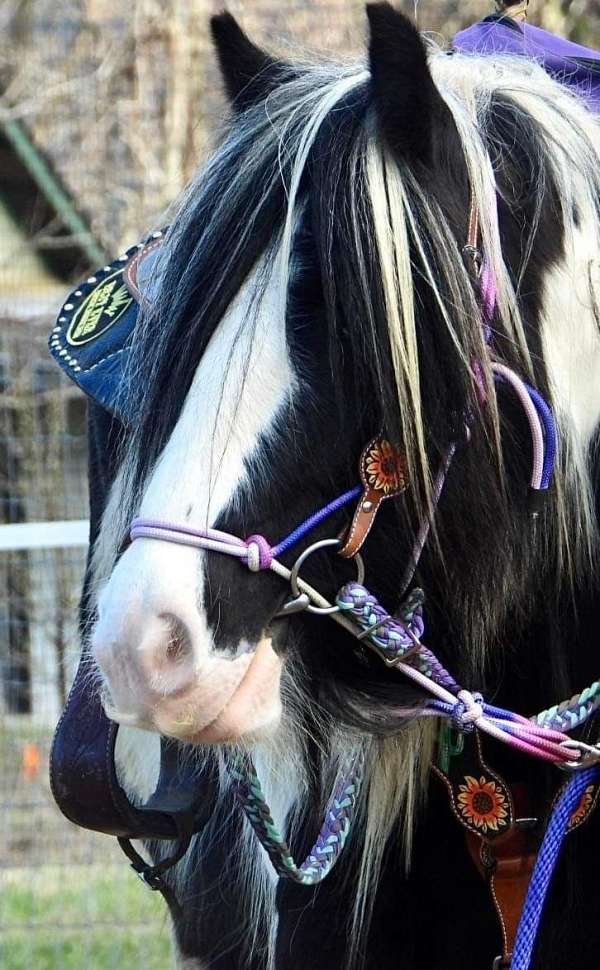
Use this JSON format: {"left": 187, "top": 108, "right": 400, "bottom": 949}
{"left": 50, "top": 5, "right": 600, "bottom": 968}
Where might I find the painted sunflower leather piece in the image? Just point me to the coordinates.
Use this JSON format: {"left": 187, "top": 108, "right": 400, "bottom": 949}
{"left": 434, "top": 729, "right": 514, "bottom": 840}
{"left": 48, "top": 230, "right": 165, "bottom": 424}
{"left": 339, "top": 436, "right": 408, "bottom": 558}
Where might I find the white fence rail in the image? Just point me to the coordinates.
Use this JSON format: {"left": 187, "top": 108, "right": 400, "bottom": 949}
{"left": 0, "top": 521, "right": 89, "bottom": 551}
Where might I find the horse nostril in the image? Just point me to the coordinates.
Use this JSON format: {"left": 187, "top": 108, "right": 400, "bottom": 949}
{"left": 163, "top": 615, "right": 193, "bottom": 665}
{"left": 136, "top": 613, "right": 197, "bottom": 696}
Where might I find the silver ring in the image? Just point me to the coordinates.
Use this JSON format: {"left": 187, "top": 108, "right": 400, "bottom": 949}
{"left": 289, "top": 538, "right": 365, "bottom": 615}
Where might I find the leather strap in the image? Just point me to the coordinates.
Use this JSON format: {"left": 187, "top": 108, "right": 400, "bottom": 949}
{"left": 434, "top": 732, "right": 537, "bottom": 966}
{"left": 124, "top": 236, "right": 163, "bottom": 302}
{"left": 437, "top": 730, "right": 600, "bottom": 968}
{"left": 339, "top": 436, "right": 408, "bottom": 558}
{"left": 50, "top": 649, "right": 216, "bottom": 841}
{"left": 50, "top": 650, "right": 217, "bottom": 913}
{"left": 466, "top": 825, "right": 538, "bottom": 966}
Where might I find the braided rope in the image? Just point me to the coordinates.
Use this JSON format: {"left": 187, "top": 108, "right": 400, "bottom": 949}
{"left": 335, "top": 583, "right": 599, "bottom": 764}
{"left": 336, "top": 582, "right": 425, "bottom": 663}
{"left": 227, "top": 750, "right": 364, "bottom": 885}
{"left": 532, "top": 682, "right": 600, "bottom": 733}
{"left": 409, "top": 644, "right": 460, "bottom": 692}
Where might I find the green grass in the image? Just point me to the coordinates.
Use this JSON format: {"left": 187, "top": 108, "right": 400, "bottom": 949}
{"left": 1, "top": 719, "right": 173, "bottom": 967}
{"left": 1, "top": 864, "right": 173, "bottom": 970}
{"left": 2, "top": 933, "right": 171, "bottom": 970}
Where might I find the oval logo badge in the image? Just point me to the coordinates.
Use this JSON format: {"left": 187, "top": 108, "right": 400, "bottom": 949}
{"left": 67, "top": 270, "right": 134, "bottom": 346}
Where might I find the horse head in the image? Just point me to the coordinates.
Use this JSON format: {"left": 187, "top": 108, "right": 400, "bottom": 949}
{"left": 88, "top": 3, "right": 600, "bottom": 863}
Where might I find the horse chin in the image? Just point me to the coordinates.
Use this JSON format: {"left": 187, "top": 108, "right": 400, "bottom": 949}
{"left": 109, "top": 636, "right": 284, "bottom": 745}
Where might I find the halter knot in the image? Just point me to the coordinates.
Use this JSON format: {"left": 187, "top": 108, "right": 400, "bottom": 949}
{"left": 245, "top": 534, "right": 273, "bottom": 572}
{"left": 452, "top": 689, "right": 484, "bottom": 733}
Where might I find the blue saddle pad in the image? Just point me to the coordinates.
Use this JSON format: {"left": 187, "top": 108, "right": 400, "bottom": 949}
{"left": 48, "top": 231, "right": 165, "bottom": 424}
{"left": 454, "top": 16, "right": 600, "bottom": 113}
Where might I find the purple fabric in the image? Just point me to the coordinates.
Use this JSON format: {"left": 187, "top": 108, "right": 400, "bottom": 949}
{"left": 454, "top": 16, "right": 600, "bottom": 113}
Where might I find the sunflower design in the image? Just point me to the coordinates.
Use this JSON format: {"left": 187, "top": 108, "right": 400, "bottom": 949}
{"left": 364, "top": 439, "right": 407, "bottom": 495}
{"left": 457, "top": 775, "right": 509, "bottom": 834}
{"left": 569, "top": 785, "right": 596, "bottom": 830}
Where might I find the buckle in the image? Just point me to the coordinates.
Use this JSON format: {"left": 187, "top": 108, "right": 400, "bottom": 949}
{"left": 135, "top": 865, "right": 165, "bottom": 892}
{"left": 463, "top": 243, "right": 483, "bottom": 276}
{"left": 558, "top": 739, "right": 600, "bottom": 772}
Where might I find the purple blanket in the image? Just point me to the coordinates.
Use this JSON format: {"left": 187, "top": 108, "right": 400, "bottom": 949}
{"left": 454, "top": 15, "right": 600, "bottom": 113}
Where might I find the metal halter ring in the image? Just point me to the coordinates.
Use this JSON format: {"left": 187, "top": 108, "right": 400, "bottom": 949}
{"left": 288, "top": 538, "right": 365, "bottom": 616}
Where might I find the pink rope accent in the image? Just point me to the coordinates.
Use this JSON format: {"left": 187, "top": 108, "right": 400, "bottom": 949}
{"left": 393, "top": 659, "right": 574, "bottom": 764}
{"left": 130, "top": 520, "right": 249, "bottom": 558}
{"left": 131, "top": 519, "right": 246, "bottom": 546}
{"left": 492, "top": 362, "right": 545, "bottom": 489}
{"left": 480, "top": 257, "right": 497, "bottom": 323}
{"left": 245, "top": 534, "right": 273, "bottom": 571}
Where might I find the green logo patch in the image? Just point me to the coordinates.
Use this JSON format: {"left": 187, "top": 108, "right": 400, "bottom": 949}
{"left": 67, "top": 271, "right": 134, "bottom": 346}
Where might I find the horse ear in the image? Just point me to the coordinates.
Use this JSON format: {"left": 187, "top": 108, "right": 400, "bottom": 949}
{"left": 210, "top": 12, "right": 288, "bottom": 111}
{"left": 366, "top": 3, "right": 446, "bottom": 166}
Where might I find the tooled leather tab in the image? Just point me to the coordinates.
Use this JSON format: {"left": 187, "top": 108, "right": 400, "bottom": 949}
{"left": 339, "top": 436, "right": 408, "bottom": 558}
{"left": 466, "top": 828, "right": 538, "bottom": 965}
{"left": 433, "top": 730, "right": 514, "bottom": 841}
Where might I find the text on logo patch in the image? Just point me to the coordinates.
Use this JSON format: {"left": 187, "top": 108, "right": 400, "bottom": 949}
{"left": 67, "top": 271, "right": 134, "bottom": 346}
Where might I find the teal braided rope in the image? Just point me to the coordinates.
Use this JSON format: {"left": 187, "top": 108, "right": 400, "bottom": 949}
{"left": 336, "top": 583, "right": 458, "bottom": 691}
{"left": 338, "top": 582, "right": 600, "bottom": 738}
{"left": 532, "top": 681, "right": 600, "bottom": 733}
{"left": 336, "top": 583, "right": 425, "bottom": 663}
{"left": 227, "top": 751, "right": 364, "bottom": 885}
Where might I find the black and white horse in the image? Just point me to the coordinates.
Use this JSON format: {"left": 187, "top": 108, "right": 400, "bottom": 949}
{"left": 80, "top": 6, "right": 599, "bottom": 968}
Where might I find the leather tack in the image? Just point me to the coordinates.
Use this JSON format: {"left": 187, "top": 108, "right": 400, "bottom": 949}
{"left": 466, "top": 826, "right": 538, "bottom": 965}
{"left": 339, "top": 436, "right": 408, "bottom": 558}
{"left": 437, "top": 729, "right": 600, "bottom": 967}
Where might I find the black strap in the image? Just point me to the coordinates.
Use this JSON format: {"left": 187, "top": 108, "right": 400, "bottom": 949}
{"left": 51, "top": 651, "right": 216, "bottom": 839}
{"left": 50, "top": 650, "right": 217, "bottom": 918}
{"left": 118, "top": 824, "right": 193, "bottom": 919}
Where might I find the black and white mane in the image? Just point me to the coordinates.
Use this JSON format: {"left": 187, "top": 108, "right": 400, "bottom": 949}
{"left": 84, "top": 6, "right": 600, "bottom": 968}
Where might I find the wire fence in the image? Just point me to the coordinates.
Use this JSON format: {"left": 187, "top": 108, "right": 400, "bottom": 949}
{"left": 0, "top": 2, "right": 596, "bottom": 968}
{"left": 0, "top": 560, "right": 172, "bottom": 968}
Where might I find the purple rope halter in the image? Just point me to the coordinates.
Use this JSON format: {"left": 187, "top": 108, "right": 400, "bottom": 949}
{"left": 131, "top": 485, "right": 362, "bottom": 571}
{"left": 128, "top": 236, "right": 591, "bottom": 836}
{"left": 125, "top": 198, "right": 596, "bottom": 960}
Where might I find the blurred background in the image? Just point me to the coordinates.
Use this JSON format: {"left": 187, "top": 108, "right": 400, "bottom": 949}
{"left": 0, "top": 2, "right": 597, "bottom": 967}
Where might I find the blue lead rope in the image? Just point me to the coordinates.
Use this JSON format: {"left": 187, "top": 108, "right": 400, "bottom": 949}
{"left": 511, "top": 764, "right": 600, "bottom": 970}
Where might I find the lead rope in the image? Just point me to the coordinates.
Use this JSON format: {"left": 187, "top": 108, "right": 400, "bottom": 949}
{"left": 510, "top": 764, "right": 600, "bottom": 970}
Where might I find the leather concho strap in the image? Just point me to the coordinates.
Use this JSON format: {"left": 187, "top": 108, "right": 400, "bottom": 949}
{"left": 434, "top": 735, "right": 535, "bottom": 966}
